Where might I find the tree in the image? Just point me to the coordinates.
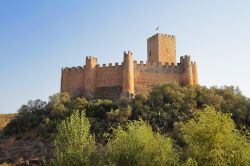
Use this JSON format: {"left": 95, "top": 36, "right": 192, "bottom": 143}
{"left": 106, "top": 98, "right": 132, "bottom": 123}
{"left": 48, "top": 92, "right": 71, "bottom": 117}
{"left": 54, "top": 110, "right": 95, "bottom": 166}
{"left": 104, "top": 120, "right": 179, "bottom": 166}
{"left": 181, "top": 107, "right": 250, "bottom": 166}
{"left": 71, "top": 97, "right": 88, "bottom": 111}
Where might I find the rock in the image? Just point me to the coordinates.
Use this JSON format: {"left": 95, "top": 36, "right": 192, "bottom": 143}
{"left": 0, "top": 138, "right": 55, "bottom": 165}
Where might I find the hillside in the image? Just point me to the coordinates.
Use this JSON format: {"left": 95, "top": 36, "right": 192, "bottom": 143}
{"left": 0, "top": 114, "right": 16, "bottom": 133}
{"left": 1, "top": 83, "right": 250, "bottom": 165}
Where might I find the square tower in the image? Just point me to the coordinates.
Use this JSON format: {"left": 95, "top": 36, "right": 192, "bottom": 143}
{"left": 147, "top": 33, "right": 176, "bottom": 64}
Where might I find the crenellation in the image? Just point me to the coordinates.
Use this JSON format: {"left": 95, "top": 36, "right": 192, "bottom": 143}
{"left": 147, "top": 33, "right": 158, "bottom": 41}
{"left": 180, "top": 56, "right": 184, "bottom": 61}
{"left": 86, "top": 56, "right": 97, "bottom": 60}
{"left": 77, "top": 66, "right": 83, "bottom": 70}
{"left": 63, "top": 67, "right": 70, "bottom": 71}
{"left": 61, "top": 32, "right": 198, "bottom": 99}
{"left": 180, "top": 55, "right": 191, "bottom": 63}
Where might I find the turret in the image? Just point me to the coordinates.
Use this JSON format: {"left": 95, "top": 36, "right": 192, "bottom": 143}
{"left": 84, "top": 56, "right": 97, "bottom": 95}
{"left": 147, "top": 33, "right": 176, "bottom": 64}
{"left": 122, "top": 51, "right": 135, "bottom": 98}
{"left": 180, "top": 55, "right": 193, "bottom": 85}
{"left": 192, "top": 62, "right": 198, "bottom": 85}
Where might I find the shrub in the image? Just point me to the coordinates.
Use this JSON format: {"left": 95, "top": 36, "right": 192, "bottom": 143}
{"left": 181, "top": 107, "right": 250, "bottom": 166}
{"left": 54, "top": 110, "right": 95, "bottom": 166}
{"left": 104, "top": 120, "right": 179, "bottom": 166}
{"left": 48, "top": 92, "right": 71, "bottom": 117}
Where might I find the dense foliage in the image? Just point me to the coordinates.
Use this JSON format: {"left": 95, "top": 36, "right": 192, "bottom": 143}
{"left": 103, "top": 120, "right": 178, "bottom": 166}
{"left": 2, "top": 83, "right": 250, "bottom": 165}
{"left": 181, "top": 107, "right": 250, "bottom": 165}
{"left": 53, "top": 107, "right": 250, "bottom": 165}
{"left": 55, "top": 110, "right": 95, "bottom": 166}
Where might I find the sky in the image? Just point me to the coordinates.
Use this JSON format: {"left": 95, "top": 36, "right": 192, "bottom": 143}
{"left": 0, "top": 0, "right": 250, "bottom": 113}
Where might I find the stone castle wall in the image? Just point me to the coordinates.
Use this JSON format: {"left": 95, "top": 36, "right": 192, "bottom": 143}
{"left": 61, "top": 63, "right": 124, "bottom": 99}
{"left": 61, "top": 33, "right": 199, "bottom": 99}
{"left": 96, "top": 64, "right": 123, "bottom": 87}
{"left": 134, "top": 61, "right": 182, "bottom": 93}
{"left": 61, "top": 67, "right": 85, "bottom": 97}
{"left": 61, "top": 55, "right": 197, "bottom": 99}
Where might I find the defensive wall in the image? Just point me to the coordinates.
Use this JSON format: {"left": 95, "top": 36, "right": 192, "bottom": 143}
{"left": 61, "top": 33, "right": 199, "bottom": 99}
{"left": 61, "top": 54, "right": 198, "bottom": 99}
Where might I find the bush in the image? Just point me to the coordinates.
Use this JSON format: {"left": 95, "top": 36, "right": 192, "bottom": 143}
{"left": 87, "top": 99, "right": 118, "bottom": 119}
{"left": 181, "top": 107, "right": 250, "bottom": 166}
{"left": 48, "top": 92, "right": 71, "bottom": 117}
{"left": 104, "top": 120, "right": 179, "bottom": 166}
{"left": 3, "top": 99, "right": 47, "bottom": 136}
{"left": 54, "top": 110, "right": 95, "bottom": 166}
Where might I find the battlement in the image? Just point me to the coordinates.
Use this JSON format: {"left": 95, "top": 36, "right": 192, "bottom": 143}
{"left": 124, "top": 50, "right": 133, "bottom": 56}
{"left": 134, "top": 60, "right": 178, "bottom": 67}
{"left": 134, "top": 61, "right": 180, "bottom": 73}
{"left": 85, "top": 56, "right": 97, "bottom": 68}
{"left": 86, "top": 56, "right": 97, "bottom": 61}
{"left": 147, "top": 33, "right": 175, "bottom": 41}
{"left": 180, "top": 55, "right": 191, "bottom": 63}
{"left": 191, "top": 61, "right": 196, "bottom": 65}
{"left": 96, "top": 62, "right": 122, "bottom": 68}
{"left": 62, "top": 66, "right": 84, "bottom": 72}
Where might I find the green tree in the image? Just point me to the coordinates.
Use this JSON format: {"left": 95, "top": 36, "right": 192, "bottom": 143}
{"left": 48, "top": 92, "right": 71, "bottom": 117}
{"left": 104, "top": 120, "right": 179, "bottom": 166}
{"left": 106, "top": 98, "right": 132, "bottom": 123}
{"left": 181, "top": 107, "right": 250, "bottom": 166}
{"left": 71, "top": 97, "right": 88, "bottom": 111}
{"left": 54, "top": 110, "right": 95, "bottom": 166}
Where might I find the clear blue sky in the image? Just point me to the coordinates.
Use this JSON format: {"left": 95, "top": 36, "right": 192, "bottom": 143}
{"left": 1, "top": 1, "right": 250, "bottom": 113}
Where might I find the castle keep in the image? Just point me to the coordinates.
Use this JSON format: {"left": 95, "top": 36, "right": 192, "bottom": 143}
{"left": 61, "top": 33, "right": 198, "bottom": 99}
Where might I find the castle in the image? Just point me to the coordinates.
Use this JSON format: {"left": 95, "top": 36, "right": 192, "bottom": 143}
{"left": 61, "top": 33, "right": 198, "bottom": 99}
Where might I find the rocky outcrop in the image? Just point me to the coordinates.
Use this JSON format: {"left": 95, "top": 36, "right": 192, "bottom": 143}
{"left": 0, "top": 137, "right": 55, "bottom": 165}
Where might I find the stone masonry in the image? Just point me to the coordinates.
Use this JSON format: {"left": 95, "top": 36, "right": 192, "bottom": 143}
{"left": 61, "top": 33, "right": 198, "bottom": 99}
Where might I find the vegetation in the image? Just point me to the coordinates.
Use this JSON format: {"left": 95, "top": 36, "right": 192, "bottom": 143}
{"left": 181, "top": 107, "right": 250, "bottom": 165}
{"left": 0, "top": 114, "right": 16, "bottom": 134}
{"left": 2, "top": 83, "right": 250, "bottom": 165}
{"left": 55, "top": 110, "right": 95, "bottom": 166}
{"left": 103, "top": 120, "right": 178, "bottom": 166}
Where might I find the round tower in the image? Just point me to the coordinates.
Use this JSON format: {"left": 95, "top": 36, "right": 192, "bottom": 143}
{"left": 192, "top": 62, "right": 198, "bottom": 85}
{"left": 122, "top": 51, "right": 134, "bottom": 97}
{"left": 180, "top": 55, "right": 193, "bottom": 85}
{"left": 84, "top": 56, "right": 97, "bottom": 95}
